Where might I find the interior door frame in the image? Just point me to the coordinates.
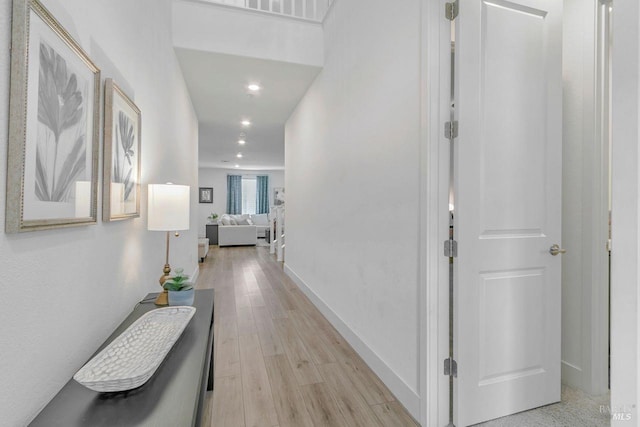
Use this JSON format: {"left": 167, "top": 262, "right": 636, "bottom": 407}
{"left": 420, "top": 1, "right": 639, "bottom": 426}
{"left": 560, "top": 0, "right": 611, "bottom": 396}
{"left": 419, "top": 0, "right": 453, "bottom": 426}
{"left": 609, "top": 0, "right": 640, "bottom": 423}
{"left": 590, "top": 0, "right": 612, "bottom": 395}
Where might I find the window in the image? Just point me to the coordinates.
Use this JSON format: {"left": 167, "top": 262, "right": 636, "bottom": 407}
{"left": 241, "top": 176, "right": 257, "bottom": 214}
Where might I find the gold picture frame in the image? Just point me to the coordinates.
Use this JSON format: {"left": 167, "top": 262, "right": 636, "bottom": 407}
{"left": 5, "top": 0, "right": 100, "bottom": 233}
{"left": 103, "top": 79, "right": 142, "bottom": 221}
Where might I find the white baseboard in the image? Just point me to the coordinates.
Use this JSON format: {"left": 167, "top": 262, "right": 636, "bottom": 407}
{"left": 561, "top": 359, "right": 583, "bottom": 390}
{"left": 283, "top": 263, "right": 421, "bottom": 420}
{"left": 191, "top": 265, "right": 200, "bottom": 285}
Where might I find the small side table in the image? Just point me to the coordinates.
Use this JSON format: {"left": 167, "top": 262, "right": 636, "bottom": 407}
{"left": 206, "top": 223, "right": 218, "bottom": 245}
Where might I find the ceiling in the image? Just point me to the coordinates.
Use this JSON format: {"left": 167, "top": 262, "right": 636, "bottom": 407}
{"left": 175, "top": 48, "right": 321, "bottom": 170}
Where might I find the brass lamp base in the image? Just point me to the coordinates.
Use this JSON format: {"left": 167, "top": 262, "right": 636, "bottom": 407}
{"left": 155, "top": 268, "right": 171, "bottom": 306}
{"left": 155, "top": 289, "right": 169, "bottom": 306}
{"left": 155, "top": 232, "right": 174, "bottom": 306}
{"left": 154, "top": 289, "right": 169, "bottom": 306}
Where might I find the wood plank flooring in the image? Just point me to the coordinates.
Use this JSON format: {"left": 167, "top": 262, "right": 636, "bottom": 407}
{"left": 197, "top": 246, "right": 418, "bottom": 427}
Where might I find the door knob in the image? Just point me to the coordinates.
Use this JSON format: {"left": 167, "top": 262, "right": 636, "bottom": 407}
{"left": 549, "top": 244, "right": 567, "bottom": 256}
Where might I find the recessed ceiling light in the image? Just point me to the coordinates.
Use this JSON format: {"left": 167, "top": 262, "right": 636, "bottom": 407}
{"left": 247, "top": 83, "right": 261, "bottom": 92}
{"left": 237, "top": 153, "right": 243, "bottom": 158}
{"left": 235, "top": 164, "right": 240, "bottom": 168}
{"left": 241, "top": 120, "right": 251, "bottom": 127}
{"left": 238, "top": 139, "right": 246, "bottom": 145}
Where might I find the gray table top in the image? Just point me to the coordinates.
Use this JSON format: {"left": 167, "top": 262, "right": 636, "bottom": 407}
{"left": 30, "top": 289, "right": 215, "bottom": 427}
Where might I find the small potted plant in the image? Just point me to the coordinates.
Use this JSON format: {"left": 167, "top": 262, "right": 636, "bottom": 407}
{"left": 163, "top": 268, "right": 195, "bottom": 306}
{"left": 208, "top": 212, "right": 218, "bottom": 223}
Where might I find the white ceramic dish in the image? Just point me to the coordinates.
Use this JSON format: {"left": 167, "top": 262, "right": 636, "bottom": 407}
{"left": 73, "top": 306, "right": 196, "bottom": 392}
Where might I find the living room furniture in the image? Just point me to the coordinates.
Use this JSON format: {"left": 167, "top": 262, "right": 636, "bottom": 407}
{"left": 250, "top": 213, "right": 270, "bottom": 238}
{"left": 198, "top": 237, "right": 209, "bottom": 262}
{"left": 216, "top": 214, "right": 263, "bottom": 246}
{"left": 30, "top": 289, "right": 215, "bottom": 427}
{"left": 205, "top": 223, "right": 218, "bottom": 245}
{"left": 218, "top": 225, "right": 257, "bottom": 246}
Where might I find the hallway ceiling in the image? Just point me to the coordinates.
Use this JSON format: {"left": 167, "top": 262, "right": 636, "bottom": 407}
{"left": 175, "top": 48, "right": 321, "bottom": 170}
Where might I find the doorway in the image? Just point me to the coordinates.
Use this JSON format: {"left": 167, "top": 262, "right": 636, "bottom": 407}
{"left": 560, "top": 0, "right": 612, "bottom": 398}
{"left": 431, "top": 1, "right": 614, "bottom": 426}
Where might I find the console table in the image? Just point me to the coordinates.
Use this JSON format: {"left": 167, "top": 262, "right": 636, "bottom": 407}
{"left": 206, "top": 223, "right": 218, "bottom": 245}
{"left": 30, "top": 289, "right": 215, "bottom": 427}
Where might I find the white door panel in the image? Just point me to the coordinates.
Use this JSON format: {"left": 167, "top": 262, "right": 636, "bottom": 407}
{"left": 455, "top": 1, "right": 563, "bottom": 425}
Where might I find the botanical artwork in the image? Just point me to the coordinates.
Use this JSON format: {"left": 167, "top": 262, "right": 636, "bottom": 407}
{"left": 199, "top": 187, "right": 213, "bottom": 203}
{"left": 35, "top": 41, "right": 88, "bottom": 203}
{"left": 274, "top": 187, "right": 285, "bottom": 206}
{"left": 5, "top": 0, "right": 100, "bottom": 233}
{"left": 103, "top": 79, "right": 141, "bottom": 221}
{"left": 114, "top": 111, "right": 136, "bottom": 202}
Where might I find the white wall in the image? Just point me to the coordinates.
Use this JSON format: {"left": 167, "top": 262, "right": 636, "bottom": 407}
{"left": 173, "top": 0, "right": 323, "bottom": 67}
{"left": 0, "top": 0, "right": 199, "bottom": 424}
{"left": 284, "top": 0, "right": 422, "bottom": 418}
{"left": 611, "top": 0, "right": 640, "bottom": 424}
{"left": 197, "top": 167, "right": 284, "bottom": 235}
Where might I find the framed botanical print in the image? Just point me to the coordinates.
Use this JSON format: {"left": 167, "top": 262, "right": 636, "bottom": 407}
{"left": 103, "top": 79, "right": 141, "bottom": 221}
{"left": 273, "top": 187, "right": 285, "bottom": 206}
{"left": 5, "top": 0, "right": 100, "bottom": 233}
{"left": 199, "top": 187, "right": 213, "bottom": 204}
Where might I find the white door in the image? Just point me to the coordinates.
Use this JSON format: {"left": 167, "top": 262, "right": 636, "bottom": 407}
{"left": 454, "top": 1, "right": 563, "bottom": 426}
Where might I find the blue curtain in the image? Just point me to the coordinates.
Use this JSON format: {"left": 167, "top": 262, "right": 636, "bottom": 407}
{"left": 256, "top": 175, "right": 269, "bottom": 214}
{"left": 227, "top": 175, "right": 242, "bottom": 214}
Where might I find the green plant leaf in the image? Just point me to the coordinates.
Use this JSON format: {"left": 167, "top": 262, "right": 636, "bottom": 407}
{"left": 163, "top": 268, "right": 191, "bottom": 291}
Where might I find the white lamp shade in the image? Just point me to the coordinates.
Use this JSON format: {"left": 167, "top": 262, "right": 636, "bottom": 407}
{"left": 147, "top": 184, "right": 190, "bottom": 231}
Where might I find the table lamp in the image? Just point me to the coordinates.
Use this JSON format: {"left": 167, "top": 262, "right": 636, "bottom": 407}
{"left": 148, "top": 183, "right": 190, "bottom": 305}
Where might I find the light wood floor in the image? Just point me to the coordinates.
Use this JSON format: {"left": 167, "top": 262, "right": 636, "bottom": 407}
{"left": 196, "top": 245, "right": 418, "bottom": 427}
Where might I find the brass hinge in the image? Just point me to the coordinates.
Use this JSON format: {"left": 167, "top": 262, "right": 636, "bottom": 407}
{"left": 445, "top": 121, "right": 458, "bottom": 139}
{"left": 445, "top": 0, "right": 459, "bottom": 21}
{"left": 444, "top": 239, "right": 458, "bottom": 258}
{"left": 444, "top": 357, "right": 458, "bottom": 377}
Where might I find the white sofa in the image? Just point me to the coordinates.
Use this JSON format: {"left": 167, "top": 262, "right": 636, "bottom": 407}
{"left": 217, "top": 214, "right": 257, "bottom": 247}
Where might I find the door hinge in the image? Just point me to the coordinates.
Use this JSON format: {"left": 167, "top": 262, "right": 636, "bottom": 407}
{"left": 607, "top": 238, "right": 612, "bottom": 252}
{"left": 445, "top": 0, "right": 459, "bottom": 21}
{"left": 444, "top": 357, "right": 458, "bottom": 377}
{"left": 444, "top": 239, "right": 458, "bottom": 257}
{"left": 445, "top": 121, "right": 458, "bottom": 139}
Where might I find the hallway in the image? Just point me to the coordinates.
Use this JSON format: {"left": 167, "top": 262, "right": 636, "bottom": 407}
{"left": 196, "top": 246, "right": 418, "bottom": 426}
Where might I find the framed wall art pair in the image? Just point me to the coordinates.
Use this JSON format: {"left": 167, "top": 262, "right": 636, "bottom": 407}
{"left": 6, "top": 0, "right": 142, "bottom": 233}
